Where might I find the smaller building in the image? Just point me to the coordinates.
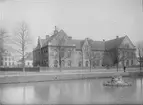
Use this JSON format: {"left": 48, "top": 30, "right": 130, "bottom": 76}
{"left": 0, "top": 50, "right": 17, "bottom": 67}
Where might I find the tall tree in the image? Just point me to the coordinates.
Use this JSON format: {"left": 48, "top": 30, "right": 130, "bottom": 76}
{"left": 0, "top": 28, "right": 6, "bottom": 51}
{"left": 11, "top": 22, "right": 31, "bottom": 72}
{"left": 53, "top": 27, "right": 66, "bottom": 71}
{"left": 83, "top": 42, "right": 92, "bottom": 71}
{"left": 56, "top": 36, "right": 66, "bottom": 71}
{"left": 102, "top": 50, "right": 114, "bottom": 69}
{"left": 114, "top": 48, "right": 129, "bottom": 72}
{"left": 0, "top": 28, "right": 8, "bottom": 65}
{"left": 103, "top": 48, "right": 129, "bottom": 71}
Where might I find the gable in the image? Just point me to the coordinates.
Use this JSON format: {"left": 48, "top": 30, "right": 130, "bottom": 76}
{"left": 119, "top": 36, "right": 135, "bottom": 49}
{"left": 82, "top": 38, "right": 91, "bottom": 52}
{"left": 105, "top": 36, "right": 125, "bottom": 50}
{"left": 50, "top": 30, "right": 69, "bottom": 46}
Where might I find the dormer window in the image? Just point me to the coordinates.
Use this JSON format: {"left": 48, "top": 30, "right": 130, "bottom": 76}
{"left": 124, "top": 44, "right": 129, "bottom": 48}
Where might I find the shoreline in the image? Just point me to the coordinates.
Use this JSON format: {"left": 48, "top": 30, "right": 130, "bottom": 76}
{"left": 0, "top": 70, "right": 142, "bottom": 84}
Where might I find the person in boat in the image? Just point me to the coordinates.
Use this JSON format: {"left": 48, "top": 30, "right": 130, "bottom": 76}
{"left": 111, "top": 76, "right": 123, "bottom": 84}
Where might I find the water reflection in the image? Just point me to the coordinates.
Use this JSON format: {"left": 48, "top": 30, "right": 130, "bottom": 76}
{"left": 136, "top": 78, "right": 143, "bottom": 103}
{"left": 0, "top": 85, "right": 39, "bottom": 104}
{"left": 0, "top": 77, "right": 143, "bottom": 104}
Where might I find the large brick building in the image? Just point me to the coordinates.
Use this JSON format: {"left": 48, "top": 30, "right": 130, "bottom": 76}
{"left": 33, "top": 27, "right": 136, "bottom": 68}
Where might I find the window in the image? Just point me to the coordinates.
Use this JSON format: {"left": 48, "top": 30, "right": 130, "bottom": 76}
{"left": 86, "top": 61, "right": 89, "bottom": 67}
{"left": 54, "top": 60, "right": 58, "bottom": 68}
{"left": 92, "top": 61, "right": 96, "bottom": 68}
{"left": 12, "top": 62, "right": 14, "bottom": 66}
{"left": 125, "top": 44, "right": 129, "bottom": 48}
{"left": 68, "top": 60, "right": 71, "bottom": 67}
{"left": 9, "top": 58, "right": 11, "bottom": 61}
{"left": 28, "top": 62, "right": 30, "bottom": 66}
{"left": 9, "top": 62, "right": 11, "bottom": 66}
{"left": 131, "top": 60, "right": 133, "bottom": 65}
{"left": 5, "top": 57, "right": 7, "bottom": 61}
{"left": 61, "top": 60, "right": 65, "bottom": 67}
{"left": 78, "top": 61, "right": 82, "bottom": 67}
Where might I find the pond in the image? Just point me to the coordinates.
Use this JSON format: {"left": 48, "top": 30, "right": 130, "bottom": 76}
{"left": 0, "top": 77, "right": 143, "bottom": 104}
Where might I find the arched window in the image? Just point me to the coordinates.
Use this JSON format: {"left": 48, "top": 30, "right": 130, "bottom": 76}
{"left": 54, "top": 60, "right": 58, "bottom": 68}
{"left": 78, "top": 61, "right": 82, "bottom": 67}
{"left": 86, "top": 61, "right": 89, "bottom": 67}
{"left": 68, "top": 60, "right": 72, "bottom": 67}
{"left": 92, "top": 61, "right": 96, "bottom": 68}
{"left": 131, "top": 60, "right": 133, "bottom": 65}
{"left": 61, "top": 60, "right": 65, "bottom": 67}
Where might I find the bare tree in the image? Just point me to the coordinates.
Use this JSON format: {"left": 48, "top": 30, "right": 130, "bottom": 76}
{"left": 56, "top": 35, "right": 66, "bottom": 71}
{"left": 136, "top": 41, "right": 143, "bottom": 72}
{"left": 103, "top": 48, "right": 129, "bottom": 72}
{"left": 11, "top": 22, "right": 31, "bottom": 72}
{"left": 83, "top": 43, "right": 92, "bottom": 71}
{"left": 0, "top": 28, "right": 8, "bottom": 65}
{"left": 114, "top": 48, "right": 130, "bottom": 72}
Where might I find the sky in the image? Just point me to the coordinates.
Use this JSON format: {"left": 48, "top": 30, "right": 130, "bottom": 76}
{"left": 0, "top": 0, "right": 143, "bottom": 50}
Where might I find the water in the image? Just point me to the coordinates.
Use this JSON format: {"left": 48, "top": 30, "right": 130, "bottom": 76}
{"left": 0, "top": 77, "right": 143, "bottom": 104}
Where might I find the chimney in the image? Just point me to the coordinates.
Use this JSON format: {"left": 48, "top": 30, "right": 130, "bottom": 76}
{"left": 54, "top": 26, "right": 58, "bottom": 35}
{"left": 116, "top": 36, "right": 119, "bottom": 39}
{"left": 46, "top": 35, "right": 49, "bottom": 40}
{"left": 103, "top": 39, "right": 105, "bottom": 41}
{"left": 68, "top": 36, "right": 72, "bottom": 39}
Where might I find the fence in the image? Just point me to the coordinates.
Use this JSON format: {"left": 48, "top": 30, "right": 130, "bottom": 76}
{"left": 39, "top": 66, "right": 105, "bottom": 71}
{"left": 0, "top": 67, "right": 40, "bottom": 72}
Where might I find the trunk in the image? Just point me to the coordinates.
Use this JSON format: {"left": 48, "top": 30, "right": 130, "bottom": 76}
{"left": 90, "top": 59, "right": 91, "bottom": 71}
{"left": 82, "top": 50, "right": 83, "bottom": 70}
{"left": 116, "top": 48, "right": 119, "bottom": 72}
{"left": 22, "top": 55, "right": 25, "bottom": 72}
{"left": 140, "top": 56, "right": 141, "bottom": 73}
{"left": 117, "top": 63, "right": 118, "bottom": 72}
{"left": 22, "top": 33, "right": 25, "bottom": 73}
{"left": 59, "top": 46, "right": 61, "bottom": 71}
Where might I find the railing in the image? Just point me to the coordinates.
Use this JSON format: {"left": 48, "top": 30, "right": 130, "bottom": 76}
{"left": 0, "top": 67, "right": 40, "bottom": 72}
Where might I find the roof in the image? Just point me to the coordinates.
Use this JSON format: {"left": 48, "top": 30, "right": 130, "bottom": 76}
{"left": 91, "top": 41, "right": 105, "bottom": 50}
{"left": 34, "top": 28, "right": 128, "bottom": 51}
{"left": 105, "top": 36, "right": 126, "bottom": 50}
{"left": 65, "top": 39, "right": 84, "bottom": 49}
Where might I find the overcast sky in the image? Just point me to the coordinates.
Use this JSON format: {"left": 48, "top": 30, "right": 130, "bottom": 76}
{"left": 0, "top": 0, "right": 143, "bottom": 49}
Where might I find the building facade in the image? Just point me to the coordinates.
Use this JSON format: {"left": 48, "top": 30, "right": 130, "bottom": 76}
{"left": 33, "top": 27, "right": 136, "bottom": 68}
{"left": 0, "top": 50, "right": 17, "bottom": 67}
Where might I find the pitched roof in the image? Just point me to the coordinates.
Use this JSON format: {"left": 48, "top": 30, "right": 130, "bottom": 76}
{"left": 105, "top": 36, "right": 126, "bottom": 50}
{"left": 65, "top": 39, "right": 84, "bottom": 49}
{"left": 34, "top": 28, "right": 128, "bottom": 52}
{"left": 92, "top": 41, "right": 105, "bottom": 50}
{"left": 42, "top": 30, "right": 66, "bottom": 47}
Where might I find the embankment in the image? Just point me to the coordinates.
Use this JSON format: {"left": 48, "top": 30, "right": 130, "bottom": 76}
{"left": 1, "top": 71, "right": 142, "bottom": 84}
